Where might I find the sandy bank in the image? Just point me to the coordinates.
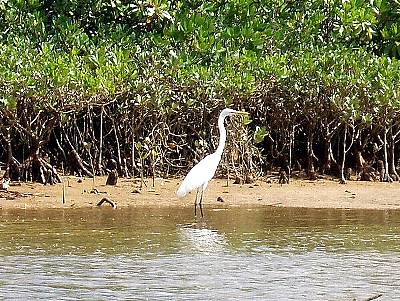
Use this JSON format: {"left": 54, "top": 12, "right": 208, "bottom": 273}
{"left": 1, "top": 176, "right": 400, "bottom": 211}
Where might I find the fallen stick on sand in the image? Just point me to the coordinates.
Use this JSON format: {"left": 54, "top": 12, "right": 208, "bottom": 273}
{"left": 97, "top": 197, "right": 117, "bottom": 209}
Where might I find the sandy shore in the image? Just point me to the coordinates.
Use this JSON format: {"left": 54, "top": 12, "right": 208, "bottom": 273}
{"left": 1, "top": 175, "right": 400, "bottom": 210}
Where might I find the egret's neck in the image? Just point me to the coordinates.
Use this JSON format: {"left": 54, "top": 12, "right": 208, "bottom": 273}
{"left": 216, "top": 115, "right": 227, "bottom": 156}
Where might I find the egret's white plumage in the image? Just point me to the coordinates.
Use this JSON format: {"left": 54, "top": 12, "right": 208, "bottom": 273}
{"left": 176, "top": 152, "right": 220, "bottom": 197}
{"left": 177, "top": 108, "right": 247, "bottom": 216}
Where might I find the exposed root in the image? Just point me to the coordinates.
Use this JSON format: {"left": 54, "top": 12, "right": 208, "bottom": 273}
{"left": 106, "top": 170, "right": 118, "bottom": 185}
{"left": 97, "top": 197, "right": 117, "bottom": 208}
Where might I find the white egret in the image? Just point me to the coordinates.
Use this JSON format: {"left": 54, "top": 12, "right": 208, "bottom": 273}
{"left": 176, "top": 108, "right": 248, "bottom": 217}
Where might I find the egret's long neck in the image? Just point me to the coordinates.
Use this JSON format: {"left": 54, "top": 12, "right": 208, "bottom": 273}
{"left": 216, "top": 115, "right": 227, "bottom": 156}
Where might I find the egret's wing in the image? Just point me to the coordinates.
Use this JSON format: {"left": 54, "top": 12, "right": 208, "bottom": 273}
{"left": 176, "top": 154, "right": 220, "bottom": 197}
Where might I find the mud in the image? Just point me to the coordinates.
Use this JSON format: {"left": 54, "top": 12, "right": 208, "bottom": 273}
{"left": 1, "top": 176, "right": 400, "bottom": 211}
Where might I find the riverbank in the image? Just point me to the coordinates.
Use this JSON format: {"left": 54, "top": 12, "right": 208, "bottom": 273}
{"left": 1, "top": 176, "right": 400, "bottom": 210}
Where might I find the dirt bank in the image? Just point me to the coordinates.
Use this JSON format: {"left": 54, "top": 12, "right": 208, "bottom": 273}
{"left": 1, "top": 176, "right": 400, "bottom": 211}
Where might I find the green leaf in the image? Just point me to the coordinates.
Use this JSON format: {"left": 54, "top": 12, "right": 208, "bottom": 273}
{"left": 243, "top": 115, "right": 252, "bottom": 125}
{"left": 253, "top": 126, "right": 268, "bottom": 144}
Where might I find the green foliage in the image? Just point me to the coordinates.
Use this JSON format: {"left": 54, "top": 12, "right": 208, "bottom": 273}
{"left": 332, "top": 0, "right": 400, "bottom": 57}
{"left": 254, "top": 126, "right": 268, "bottom": 144}
{"left": 0, "top": 0, "right": 399, "bottom": 145}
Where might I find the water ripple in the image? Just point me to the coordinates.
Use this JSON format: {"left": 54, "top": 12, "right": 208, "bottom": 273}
{"left": 0, "top": 207, "right": 399, "bottom": 300}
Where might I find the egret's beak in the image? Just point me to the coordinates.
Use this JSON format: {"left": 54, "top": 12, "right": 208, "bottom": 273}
{"left": 235, "top": 111, "right": 249, "bottom": 116}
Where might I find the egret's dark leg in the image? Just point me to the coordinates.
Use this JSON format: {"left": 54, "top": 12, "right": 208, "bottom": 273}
{"left": 199, "top": 189, "right": 204, "bottom": 218}
{"left": 194, "top": 190, "right": 199, "bottom": 217}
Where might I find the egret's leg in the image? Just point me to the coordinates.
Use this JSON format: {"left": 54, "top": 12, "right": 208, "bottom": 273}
{"left": 199, "top": 189, "right": 204, "bottom": 218}
{"left": 194, "top": 190, "right": 199, "bottom": 217}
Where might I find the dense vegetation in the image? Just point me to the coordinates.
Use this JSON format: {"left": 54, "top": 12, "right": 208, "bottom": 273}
{"left": 0, "top": 0, "right": 400, "bottom": 184}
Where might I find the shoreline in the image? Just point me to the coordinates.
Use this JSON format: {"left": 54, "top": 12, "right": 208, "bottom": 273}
{"left": 1, "top": 176, "right": 400, "bottom": 211}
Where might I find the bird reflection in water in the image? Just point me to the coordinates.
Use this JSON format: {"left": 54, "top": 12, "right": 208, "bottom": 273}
{"left": 179, "top": 223, "right": 228, "bottom": 254}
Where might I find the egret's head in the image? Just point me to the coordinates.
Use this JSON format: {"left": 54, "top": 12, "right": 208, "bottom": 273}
{"left": 220, "top": 108, "right": 248, "bottom": 119}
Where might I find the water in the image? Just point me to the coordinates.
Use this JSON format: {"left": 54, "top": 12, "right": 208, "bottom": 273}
{"left": 0, "top": 206, "right": 399, "bottom": 300}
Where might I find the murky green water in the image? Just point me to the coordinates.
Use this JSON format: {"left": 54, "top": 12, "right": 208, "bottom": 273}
{"left": 0, "top": 206, "right": 399, "bottom": 300}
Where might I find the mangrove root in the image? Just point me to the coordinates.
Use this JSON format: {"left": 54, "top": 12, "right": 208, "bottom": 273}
{"left": 68, "top": 149, "right": 94, "bottom": 178}
{"left": 106, "top": 170, "right": 118, "bottom": 185}
{"left": 21, "top": 155, "right": 61, "bottom": 184}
